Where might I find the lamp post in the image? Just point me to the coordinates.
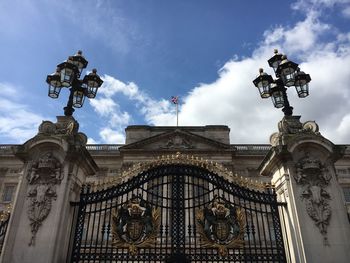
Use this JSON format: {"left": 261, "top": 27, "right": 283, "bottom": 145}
{"left": 253, "top": 49, "right": 311, "bottom": 116}
{"left": 46, "top": 51, "right": 103, "bottom": 116}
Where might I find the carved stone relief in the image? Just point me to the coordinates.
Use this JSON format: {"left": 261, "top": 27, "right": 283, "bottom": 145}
{"left": 295, "top": 152, "right": 332, "bottom": 245}
{"left": 161, "top": 135, "right": 194, "bottom": 149}
{"left": 26, "top": 152, "right": 63, "bottom": 246}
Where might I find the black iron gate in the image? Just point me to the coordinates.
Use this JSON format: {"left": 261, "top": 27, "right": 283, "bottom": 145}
{"left": 69, "top": 163, "right": 288, "bottom": 262}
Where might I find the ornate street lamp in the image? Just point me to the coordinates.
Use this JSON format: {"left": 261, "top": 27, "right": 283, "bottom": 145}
{"left": 253, "top": 49, "right": 311, "bottom": 116}
{"left": 46, "top": 51, "right": 103, "bottom": 116}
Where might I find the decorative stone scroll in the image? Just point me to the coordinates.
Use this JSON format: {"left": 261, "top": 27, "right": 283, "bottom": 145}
{"left": 38, "top": 119, "right": 78, "bottom": 136}
{"left": 26, "top": 152, "right": 63, "bottom": 246}
{"left": 270, "top": 116, "right": 320, "bottom": 146}
{"left": 36, "top": 117, "right": 87, "bottom": 146}
{"left": 196, "top": 195, "right": 245, "bottom": 257}
{"left": 294, "top": 152, "right": 332, "bottom": 245}
{"left": 112, "top": 194, "right": 161, "bottom": 255}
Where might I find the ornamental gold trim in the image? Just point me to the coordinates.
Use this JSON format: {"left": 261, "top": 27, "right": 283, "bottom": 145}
{"left": 92, "top": 152, "right": 267, "bottom": 191}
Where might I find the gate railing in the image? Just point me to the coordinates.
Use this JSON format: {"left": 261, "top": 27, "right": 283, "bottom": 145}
{"left": 0, "top": 207, "right": 11, "bottom": 255}
{"left": 68, "top": 164, "right": 290, "bottom": 263}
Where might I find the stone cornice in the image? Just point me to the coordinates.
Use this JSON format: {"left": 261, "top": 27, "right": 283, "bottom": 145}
{"left": 120, "top": 129, "right": 231, "bottom": 151}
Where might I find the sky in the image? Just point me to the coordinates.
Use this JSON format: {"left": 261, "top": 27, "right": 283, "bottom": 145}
{"left": 1, "top": 0, "right": 350, "bottom": 145}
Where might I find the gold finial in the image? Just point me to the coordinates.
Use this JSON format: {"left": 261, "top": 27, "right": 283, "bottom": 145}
{"left": 274, "top": 49, "right": 278, "bottom": 54}
{"left": 259, "top": 68, "right": 264, "bottom": 74}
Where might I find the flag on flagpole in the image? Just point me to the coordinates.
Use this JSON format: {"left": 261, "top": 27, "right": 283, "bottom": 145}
{"left": 171, "top": 96, "right": 179, "bottom": 104}
{"left": 171, "top": 96, "right": 179, "bottom": 126}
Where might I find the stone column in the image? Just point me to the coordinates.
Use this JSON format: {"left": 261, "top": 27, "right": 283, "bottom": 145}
{"left": 260, "top": 116, "right": 350, "bottom": 263}
{"left": 0, "top": 116, "right": 98, "bottom": 263}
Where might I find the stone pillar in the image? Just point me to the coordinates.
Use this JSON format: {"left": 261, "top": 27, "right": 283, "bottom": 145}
{"left": 260, "top": 116, "right": 350, "bottom": 263}
{"left": 0, "top": 116, "right": 98, "bottom": 263}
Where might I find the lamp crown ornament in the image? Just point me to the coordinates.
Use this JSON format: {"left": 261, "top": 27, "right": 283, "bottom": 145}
{"left": 253, "top": 49, "right": 311, "bottom": 116}
{"left": 46, "top": 51, "right": 103, "bottom": 116}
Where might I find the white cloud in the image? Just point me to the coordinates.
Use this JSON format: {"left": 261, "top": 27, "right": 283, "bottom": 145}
{"left": 261, "top": 12, "right": 331, "bottom": 58}
{"left": 89, "top": 74, "right": 178, "bottom": 143}
{"left": 292, "top": 0, "right": 350, "bottom": 11}
{"left": 147, "top": 8, "right": 350, "bottom": 143}
{"left": 100, "top": 128, "right": 125, "bottom": 144}
{"left": 0, "top": 85, "right": 45, "bottom": 143}
{"left": 89, "top": 97, "right": 117, "bottom": 116}
{"left": 87, "top": 137, "right": 98, "bottom": 144}
{"left": 88, "top": 2, "right": 350, "bottom": 144}
{"left": 342, "top": 6, "right": 350, "bottom": 17}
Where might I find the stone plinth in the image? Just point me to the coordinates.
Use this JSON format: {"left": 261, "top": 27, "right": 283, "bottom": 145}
{"left": 0, "top": 116, "right": 98, "bottom": 263}
{"left": 260, "top": 116, "right": 350, "bottom": 263}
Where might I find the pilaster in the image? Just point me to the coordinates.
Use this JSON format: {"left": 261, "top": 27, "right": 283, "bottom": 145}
{"left": 260, "top": 116, "right": 350, "bottom": 263}
{"left": 0, "top": 116, "right": 98, "bottom": 263}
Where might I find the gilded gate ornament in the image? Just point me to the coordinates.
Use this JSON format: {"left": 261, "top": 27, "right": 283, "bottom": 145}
{"left": 112, "top": 194, "right": 160, "bottom": 255}
{"left": 196, "top": 195, "right": 245, "bottom": 257}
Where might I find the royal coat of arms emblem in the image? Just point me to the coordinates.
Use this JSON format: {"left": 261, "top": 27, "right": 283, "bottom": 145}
{"left": 112, "top": 194, "right": 160, "bottom": 255}
{"left": 196, "top": 195, "right": 245, "bottom": 257}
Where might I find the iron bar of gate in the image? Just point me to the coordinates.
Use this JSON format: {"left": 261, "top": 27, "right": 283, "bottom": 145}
{"left": 277, "top": 201, "right": 291, "bottom": 263}
{"left": 0, "top": 213, "right": 10, "bottom": 254}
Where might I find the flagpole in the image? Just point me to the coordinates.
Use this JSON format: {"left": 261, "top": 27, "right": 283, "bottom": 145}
{"left": 176, "top": 102, "right": 178, "bottom": 126}
{"left": 171, "top": 96, "right": 179, "bottom": 126}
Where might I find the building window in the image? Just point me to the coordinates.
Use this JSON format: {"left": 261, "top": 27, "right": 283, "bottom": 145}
{"left": 337, "top": 169, "right": 348, "bottom": 176}
{"left": 2, "top": 185, "right": 16, "bottom": 202}
{"left": 343, "top": 187, "right": 350, "bottom": 203}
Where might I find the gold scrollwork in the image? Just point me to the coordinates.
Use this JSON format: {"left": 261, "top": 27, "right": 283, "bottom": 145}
{"left": 94, "top": 152, "right": 267, "bottom": 191}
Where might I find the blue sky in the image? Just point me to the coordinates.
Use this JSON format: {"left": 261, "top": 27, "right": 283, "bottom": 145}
{"left": 1, "top": 0, "right": 350, "bottom": 144}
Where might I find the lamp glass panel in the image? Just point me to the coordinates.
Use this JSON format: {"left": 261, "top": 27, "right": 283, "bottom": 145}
{"left": 73, "top": 91, "right": 85, "bottom": 108}
{"left": 50, "top": 79, "right": 61, "bottom": 87}
{"left": 48, "top": 85, "right": 61, "bottom": 98}
{"left": 60, "top": 68, "right": 74, "bottom": 87}
{"left": 88, "top": 80, "right": 99, "bottom": 88}
{"left": 282, "top": 71, "right": 296, "bottom": 87}
{"left": 257, "top": 79, "right": 269, "bottom": 88}
{"left": 259, "top": 84, "right": 271, "bottom": 98}
{"left": 295, "top": 83, "right": 309, "bottom": 98}
{"left": 271, "top": 91, "right": 284, "bottom": 108}
{"left": 86, "top": 86, "right": 98, "bottom": 98}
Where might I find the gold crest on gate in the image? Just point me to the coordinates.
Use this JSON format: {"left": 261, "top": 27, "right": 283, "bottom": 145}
{"left": 196, "top": 195, "right": 245, "bottom": 257}
{"left": 112, "top": 194, "right": 160, "bottom": 255}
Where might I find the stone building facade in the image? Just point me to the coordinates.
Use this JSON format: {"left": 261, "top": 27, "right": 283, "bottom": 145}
{"left": 0, "top": 116, "right": 349, "bottom": 262}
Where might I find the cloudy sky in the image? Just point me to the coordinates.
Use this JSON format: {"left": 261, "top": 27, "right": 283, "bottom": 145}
{"left": 0, "top": 0, "right": 350, "bottom": 145}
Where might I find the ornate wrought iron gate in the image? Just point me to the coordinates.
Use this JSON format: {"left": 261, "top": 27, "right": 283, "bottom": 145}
{"left": 69, "top": 161, "right": 288, "bottom": 262}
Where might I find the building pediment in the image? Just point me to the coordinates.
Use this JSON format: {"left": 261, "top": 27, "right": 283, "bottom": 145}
{"left": 120, "top": 129, "right": 230, "bottom": 151}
